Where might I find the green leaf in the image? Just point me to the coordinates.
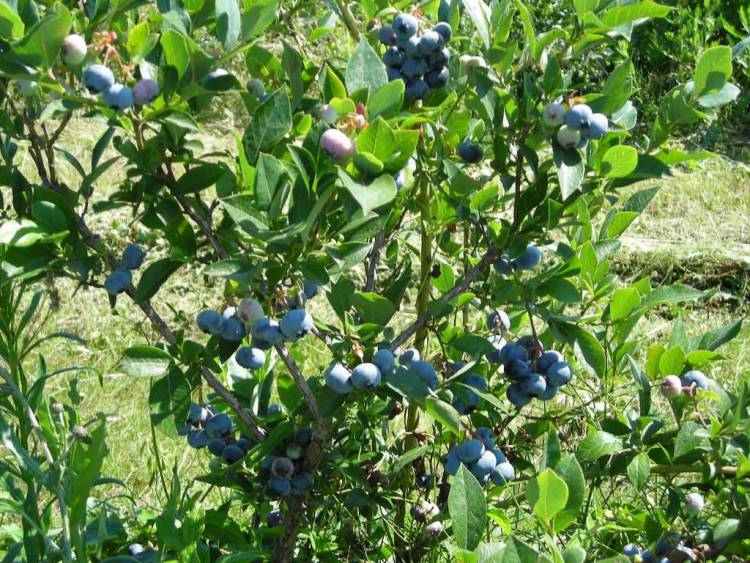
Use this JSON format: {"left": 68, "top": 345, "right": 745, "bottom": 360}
{"left": 282, "top": 41, "right": 304, "bottom": 109}
{"left": 658, "top": 345, "right": 686, "bottom": 376}
{"left": 641, "top": 284, "right": 705, "bottom": 308}
{"left": 0, "top": 3, "right": 25, "bottom": 40}
{"left": 240, "top": 0, "right": 278, "bottom": 40}
{"left": 351, "top": 292, "right": 395, "bottom": 326}
{"left": 254, "top": 153, "right": 286, "bottom": 210}
{"left": 119, "top": 346, "right": 171, "bottom": 377}
{"left": 526, "top": 468, "right": 569, "bottom": 525}
{"left": 691, "top": 319, "right": 743, "bottom": 351}
{"left": 385, "top": 366, "right": 430, "bottom": 400}
{"left": 610, "top": 288, "right": 641, "bottom": 320}
{"left": 697, "top": 82, "right": 740, "bottom": 108}
{"left": 566, "top": 324, "right": 605, "bottom": 375}
{"left": 160, "top": 29, "right": 190, "bottom": 78}
{"left": 448, "top": 465, "right": 487, "bottom": 550}
{"left": 345, "top": 39, "right": 387, "bottom": 95}
{"left": 172, "top": 163, "right": 225, "bottom": 195}
{"left": 461, "top": 0, "right": 491, "bottom": 48}
{"left": 576, "top": 431, "right": 622, "bottom": 461}
{"left": 674, "top": 421, "right": 709, "bottom": 459}
{"left": 338, "top": 170, "right": 397, "bottom": 215}
{"left": 626, "top": 453, "right": 650, "bottom": 490}
{"left": 552, "top": 456, "right": 586, "bottom": 531}
{"left": 553, "top": 144, "right": 585, "bottom": 199}
{"left": 389, "top": 445, "right": 431, "bottom": 476}
{"left": 12, "top": 4, "right": 71, "bottom": 68}
{"left": 600, "top": 0, "right": 673, "bottom": 30}
{"left": 562, "top": 546, "right": 587, "bottom": 563}
{"left": 601, "top": 146, "right": 638, "bottom": 178}
{"left": 424, "top": 398, "right": 461, "bottom": 436}
{"left": 215, "top": 0, "right": 240, "bottom": 50}
{"left": 133, "top": 258, "right": 182, "bottom": 304}
{"left": 367, "top": 79, "right": 404, "bottom": 120}
{"left": 0, "top": 413, "right": 46, "bottom": 483}
{"left": 713, "top": 519, "right": 740, "bottom": 541}
{"left": 149, "top": 366, "right": 192, "bottom": 437}
{"left": 694, "top": 46, "right": 732, "bottom": 98}
{"left": 242, "top": 89, "right": 292, "bottom": 163}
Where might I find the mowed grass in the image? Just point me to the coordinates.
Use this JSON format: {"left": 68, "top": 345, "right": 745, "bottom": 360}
{"left": 11, "top": 116, "right": 750, "bottom": 511}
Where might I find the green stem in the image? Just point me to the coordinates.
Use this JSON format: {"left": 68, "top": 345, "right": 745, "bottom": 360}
{"left": 333, "top": 0, "right": 360, "bottom": 41}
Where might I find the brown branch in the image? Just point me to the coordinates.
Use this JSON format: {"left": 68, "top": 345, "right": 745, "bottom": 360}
{"left": 364, "top": 230, "right": 386, "bottom": 292}
{"left": 273, "top": 343, "right": 321, "bottom": 426}
{"left": 389, "top": 246, "right": 501, "bottom": 351}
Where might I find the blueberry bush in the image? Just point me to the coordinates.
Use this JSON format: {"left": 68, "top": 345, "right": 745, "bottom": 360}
{"left": 0, "top": 1, "right": 748, "bottom": 561}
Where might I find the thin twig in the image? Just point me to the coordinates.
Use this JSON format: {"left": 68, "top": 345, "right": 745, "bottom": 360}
{"left": 273, "top": 343, "right": 321, "bottom": 425}
{"left": 365, "top": 230, "right": 386, "bottom": 292}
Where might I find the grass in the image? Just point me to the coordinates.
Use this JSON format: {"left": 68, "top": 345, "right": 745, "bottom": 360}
{"left": 6, "top": 110, "right": 750, "bottom": 529}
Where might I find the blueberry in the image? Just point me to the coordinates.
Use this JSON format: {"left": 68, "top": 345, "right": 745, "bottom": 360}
{"left": 425, "top": 66, "right": 449, "bottom": 89}
{"left": 325, "top": 363, "right": 353, "bottom": 394}
{"left": 681, "top": 370, "right": 709, "bottom": 391}
{"left": 83, "top": 64, "right": 114, "bottom": 94}
{"left": 122, "top": 244, "right": 146, "bottom": 270}
{"left": 253, "top": 318, "right": 284, "bottom": 347}
{"left": 456, "top": 439, "right": 485, "bottom": 464}
{"left": 187, "top": 429, "right": 209, "bottom": 449}
{"left": 295, "top": 427, "right": 314, "bottom": 447}
{"left": 640, "top": 550, "right": 654, "bottom": 563}
{"left": 291, "top": 472, "right": 313, "bottom": 493}
{"left": 320, "top": 128, "right": 355, "bottom": 161}
{"left": 196, "top": 309, "right": 223, "bottom": 335}
{"left": 222, "top": 444, "right": 244, "bottom": 464}
{"left": 373, "top": 349, "right": 395, "bottom": 375}
{"left": 515, "top": 245, "right": 542, "bottom": 270}
{"left": 235, "top": 346, "right": 266, "bottom": 370}
{"left": 542, "top": 102, "right": 566, "bottom": 127}
{"left": 433, "top": 22, "right": 452, "bottom": 43}
{"left": 260, "top": 455, "right": 277, "bottom": 473}
{"left": 507, "top": 383, "right": 531, "bottom": 408}
{"left": 685, "top": 492, "right": 705, "bottom": 514}
{"left": 132, "top": 79, "right": 159, "bottom": 105}
{"left": 17, "top": 79, "right": 38, "bottom": 97}
{"left": 546, "top": 361, "right": 573, "bottom": 387}
{"left": 493, "top": 255, "right": 514, "bottom": 275}
{"left": 424, "top": 521, "right": 443, "bottom": 537}
{"left": 387, "top": 67, "right": 403, "bottom": 82}
{"left": 246, "top": 78, "right": 265, "bottom": 98}
{"left": 102, "top": 84, "right": 134, "bottom": 110}
{"left": 392, "top": 13, "right": 418, "bottom": 41}
{"left": 487, "top": 310, "right": 511, "bottom": 332}
{"left": 267, "top": 510, "right": 284, "bottom": 527}
{"left": 428, "top": 47, "right": 450, "bottom": 68}
{"left": 452, "top": 395, "right": 477, "bottom": 415}
{"left": 565, "top": 104, "right": 593, "bottom": 130}
{"left": 519, "top": 373, "right": 547, "bottom": 397}
{"left": 411, "top": 360, "right": 439, "bottom": 389}
{"left": 556, "top": 125, "right": 581, "bottom": 150}
{"left": 303, "top": 280, "right": 319, "bottom": 299}
{"left": 418, "top": 30, "right": 442, "bottom": 55}
{"left": 208, "top": 438, "right": 226, "bottom": 456}
{"left": 417, "top": 474, "right": 433, "bottom": 488}
{"left": 267, "top": 403, "right": 281, "bottom": 415}
{"left": 537, "top": 350, "right": 563, "bottom": 372}
{"left": 237, "top": 436, "right": 251, "bottom": 453}
{"left": 238, "top": 298, "right": 265, "bottom": 325}
{"left": 220, "top": 317, "right": 245, "bottom": 342}
{"left": 506, "top": 359, "right": 531, "bottom": 380}
{"left": 128, "top": 543, "right": 145, "bottom": 556}
{"left": 490, "top": 461, "right": 515, "bottom": 485}
{"left": 500, "top": 343, "right": 529, "bottom": 365}
{"left": 443, "top": 452, "right": 461, "bottom": 475}
{"left": 475, "top": 427, "right": 494, "bottom": 447}
{"left": 623, "top": 544, "right": 639, "bottom": 558}
{"left": 587, "top": 113, "right": 608, "bottom": 139}
{"left": 188, "top": 403, "right": 208, "bottom": 424}
{"left": 268, "top": 477, "right": 291, "bottom": 497}
{"left": 61, "top": 34, "right": 87, "bottom": 66}
{"left": 400, "top": 348, "right": 420, "bottom": 366}
{"left": 378, "top": 26, "right": 397, "bottom": 45}
{"left": 464, "top": 373, "right": 486, "bottom": 391}
{"left": 485, "top": 335, "right": 507, "bottom": 364}
{"left": 401, "top": 58, "right": 428, "bottom": 80}
{"left": 204, "top": 413, "right": 233, "bottom": 438}
{"left": 398, "top": 36, "right": 420, "bottom": 57}
{"left": 351, "top": 363, "right": 382, "bottom": 390}
{"left": 538, "top": 384, "right": 558, "bottom": 401}
{"left": 516, "top": 335, "right": 539, "bottom": 353}
{"left": 383, "top": 47, "right": 405, "bottom": 67}
{"left": 489, "top": 448, "right": 507, "bottom": 464}
{"left": 458, "top": 140, "right": 483, "bottom": 163}
{"left": 280, "top": 309, "right": 314, "bottom": 341}
{"left": 405, "top": 79, "right": 429, "bottom": 101}
{"left": 104, "top": 268, "right": 132, "bottom": 296}
{"left": 470, "top": 450, "right": 497, "bottom": 482}
{"left": 271, "top": 457, "right": 295, "bottom": 479}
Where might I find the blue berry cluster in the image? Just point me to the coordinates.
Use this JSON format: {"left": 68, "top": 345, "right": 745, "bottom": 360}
{"left": 443, "top": 428, "right": 515, "bottom": 486}
{"left": 325, "top": 347, "right": 397, "bottom": 394}
{"left": 83, "top": 64, "right": 159, "bottom": 110}
{"left": 542, "top": 101, "right": 609, "bottom": 150}
{"left": 623, "top": 531, "right": 697, "bottom": 562}
{"left": 180, "top": 403, "right": 251, "bottom": 464}
{"left": 493, "top": 245, "right": 543, "bottom": 275}
{"left": 261, "top": 428, "right": 315, "bottom": 498}
{"left": 105, "top": 243, "right": 146, "bottom": 296}
{"left": 489, "top": 337, "right": 574, "bottom": 409}
{"left": 378, "top": 14, "right": 452, "bottom": 101}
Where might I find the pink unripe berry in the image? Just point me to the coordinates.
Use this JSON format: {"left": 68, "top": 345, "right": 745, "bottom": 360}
{"left": 72, "top": 425, "right": 87, "bottom": 438}
{"left": 320, "top": 129, "right": 354, "bottom": 161}
{"left": 660, "top": 375, "right": 682, "bottom": 399}
{"left": 61, "top": 34, "right": 87, "bottom": 66}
